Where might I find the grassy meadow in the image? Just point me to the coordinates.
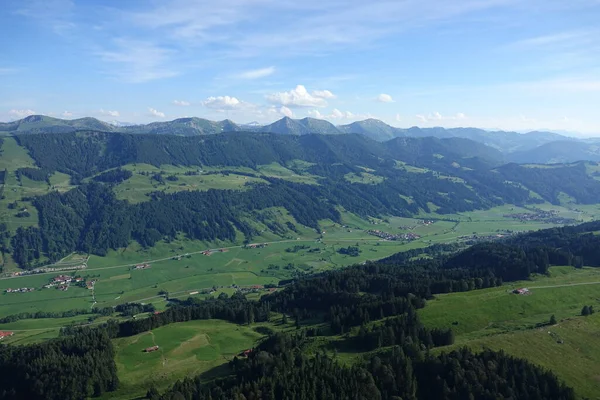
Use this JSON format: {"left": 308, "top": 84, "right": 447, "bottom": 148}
{"left": 420, "top": 266, "right": 600, "bottom": 399}
{"left": 104, "top": 319, "right": 277, "bottom": 399}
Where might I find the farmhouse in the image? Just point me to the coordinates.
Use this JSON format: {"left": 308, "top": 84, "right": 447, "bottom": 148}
{"left": 134, "top": 263, "right": 151, "bottom": 270}
{"left": 53, "top": 275, "right": 72, "bottom": 283}
{"left": 145, "top": 345, "right": 159, "bottom": 353}
{"left": 0, "top": 331, "right": 14, "bottom": 340}
{"left": 239, "top": 349, "right": 253, "bottom": 357}
{"left": 513, "top": 288, "right": 530, "bottom": 295}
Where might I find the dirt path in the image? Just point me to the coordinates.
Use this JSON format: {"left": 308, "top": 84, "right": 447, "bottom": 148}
{"left": 528, "top": 281, "right": 600, "bottom": 289}
{"left": 150, "top": 331, "right": 168, "bottom": 367}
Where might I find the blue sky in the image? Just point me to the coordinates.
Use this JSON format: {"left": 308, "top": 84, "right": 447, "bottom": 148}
{"left": 1, "top": 0, "right": 599, "bottom": 134}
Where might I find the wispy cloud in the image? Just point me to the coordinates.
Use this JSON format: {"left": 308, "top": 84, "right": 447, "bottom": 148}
{"left": 0, "top": 67, "right": 19, "bottom": 75}
{"left": 121, "top": 0, "right": 515, "bottom": 58}
{"left": 173, "top": 100, "right": 191, "bottom": 106}
{"left": 96, "top": 39, "right": 179, "bottom": 83}
{"left": 235, "top": 66, "right": 276, "bottom": 79}
{"left": 499, "top": 77, "right": 600, "bottom": 93}
{"left": 507, "top": 29, "right": 598, "bottom": 50}
{"left": 12, "top": 0, "right": 76, "bottom": 35}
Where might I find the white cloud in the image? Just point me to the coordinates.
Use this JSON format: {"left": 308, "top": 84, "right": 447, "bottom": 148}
{"left": 395, "top": 113, "right": 402, "bottom": 122}
{"left": 236, "top": 66, "right": 275, "bottom": 79}
{"left": 8, "top": 109, "right": 36, "bottom": 118}
{"left": 172, "top": 100, "right": 191, "bottom": 106}
{"left": 280, "top": 106, "right": 294, "bottom": 118}
{"left": 307, "top": 110, "right": 323, "bottom": 118}
{"left": 308, "top": 108, "right": 369, "bottom": 121}
{"left": 99, "top": 109, "right": 120, "bottom": 117}
{"left": 62, "top": 111, "right": 73, "bottom": 117}
{"left": 415, "top": 112, "right": 467, "bottom": 122}
{"left": 202, "top": 96, "right": 244, "bottom": 110}
{"left": 266, "top": 85, "right": 332, "bottom": 107}
{"left": 376, "top": 93, "right": 394, "bottom": 103}
{"left": 312, "top": 90, "right": 336, "bottom": 99}
{"left": 148, "top": 107, "right": 166, "bottom": 118}
{"left": 261, "top": 105, "right": 295, "bottom": 119}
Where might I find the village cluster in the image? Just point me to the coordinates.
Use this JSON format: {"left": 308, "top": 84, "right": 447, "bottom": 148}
{"left": 4, "top": 273, "right": 97, "bottom": 294}
{"left": 503, "top": 209, "right": 575, "bottom": 224}
{"left": 3, "top": 263, "right": 86, "bottom": 278}
{"left": 457, "top": 232, "right": 514, "bottom": 243}
{"left": 367, "top": 229, "right": 421, "bottom": 241}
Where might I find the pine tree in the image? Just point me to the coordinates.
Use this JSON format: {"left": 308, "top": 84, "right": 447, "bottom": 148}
{"left": 146, "top": 385, "right": 160, "bottom": 399}
{"left": 549, "top": 314, "right": 557, "bottom": 325}
{"left": 581, "top": 305, "right": 591, "bottom": 316}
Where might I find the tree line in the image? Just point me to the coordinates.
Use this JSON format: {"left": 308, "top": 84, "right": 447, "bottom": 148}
{"left": 0, "top": 328, "right": 118, "bottom": 400}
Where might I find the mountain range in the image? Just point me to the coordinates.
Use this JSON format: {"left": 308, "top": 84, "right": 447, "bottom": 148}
{"left": 2, "top": 114, "right": 600, "bottom": 164}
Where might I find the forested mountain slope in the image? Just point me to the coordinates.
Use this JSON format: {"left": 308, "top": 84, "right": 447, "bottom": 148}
{"left": 4, "top": 130, "right": 600, "bottom": 270}
{"left": 3, "top": 115, "right": 593, "bottom": 159}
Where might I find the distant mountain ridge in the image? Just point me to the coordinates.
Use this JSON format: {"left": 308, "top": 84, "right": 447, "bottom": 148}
{"left": 2, "top": 114, "right": 599, "bottom": 161}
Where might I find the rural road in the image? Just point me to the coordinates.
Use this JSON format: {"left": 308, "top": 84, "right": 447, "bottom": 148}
{"left": 0, "top": 238, "right": 309, "bottom": 282}
{"left": 527, "top": 281, "right": 600, "bottom": 289}
{"left": 0, "top": 234, "right": 388, "bottom": 283}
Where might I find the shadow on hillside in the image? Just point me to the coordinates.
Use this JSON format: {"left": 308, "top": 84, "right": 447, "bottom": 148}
{"left": 199, "top": 362, "right": 234, "bottom": 382}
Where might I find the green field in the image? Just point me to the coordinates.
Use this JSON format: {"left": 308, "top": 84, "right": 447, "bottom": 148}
{"left": 111, "top": 162, "right": 321, "bottom": 203}
{"left": 1, "top": 204, "right": 593, "bottom": 325}
{"left": 420, "top": 266, "right": 600, "bottom": 399}
{"left": 105, "top": 319, "right": 270, "bottom": 399}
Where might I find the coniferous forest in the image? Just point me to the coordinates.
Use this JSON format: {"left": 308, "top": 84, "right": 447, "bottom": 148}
{"left": 2, "top": 132, "right": 600, "bottom": 398}
{"left": 3, "top": 222, "right": 597, "bottom": 399}
{"left": 9, "top": 131, "right": 600, "bottom": 269}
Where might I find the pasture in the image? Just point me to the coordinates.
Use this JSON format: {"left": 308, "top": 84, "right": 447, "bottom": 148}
{"left": 0, "top": 205, "right": 590, "bottom": 321}
{"left": 420, "top": 266, "right": 600, "bottom": 399}
{"left": 106, "top": 319, "right": 269, "bottom": 399}
{"left": 112, "top": 162, "right": 321, "bottom": 203}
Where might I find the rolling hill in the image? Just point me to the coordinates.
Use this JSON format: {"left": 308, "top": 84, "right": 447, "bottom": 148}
{"left": 508, "top": 140, "right": 600, "bottom": 164}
